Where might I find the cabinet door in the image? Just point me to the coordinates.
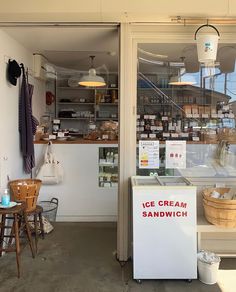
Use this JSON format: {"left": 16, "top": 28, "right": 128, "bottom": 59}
{"left": 98, "top": 147, "right": 118, "bottom": 188}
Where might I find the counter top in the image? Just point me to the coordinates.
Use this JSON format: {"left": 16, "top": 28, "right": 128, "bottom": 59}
{"left": 34, "top": 139, "right": 118, "bottom": 144}
{"left": 34, "top": 139, "right": 236, "bottom": 145}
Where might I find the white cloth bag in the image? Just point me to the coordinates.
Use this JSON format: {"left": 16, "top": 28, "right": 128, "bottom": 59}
{"left": 36, "top": 142, "right": 63, "bottom": 184}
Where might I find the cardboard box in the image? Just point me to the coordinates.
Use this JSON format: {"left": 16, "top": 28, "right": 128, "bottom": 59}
{"left": 183, "top": 105, "right": 191, "bottom": 115}
{"left": 198, "top": 106, "right": 205, "bottom": 115}
{"left": 204, "top": 106, "right": 211, "bottom": 115}
{"left": 211, "top": 106, "right": 217, "bottom": 114}
{"left": 191, "top": 104, "right": 199, "bottom": 114}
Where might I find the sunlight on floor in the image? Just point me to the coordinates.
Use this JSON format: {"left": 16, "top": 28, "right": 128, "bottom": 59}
{"left": 217, "top": 270, "right": 236, "bottom": 292}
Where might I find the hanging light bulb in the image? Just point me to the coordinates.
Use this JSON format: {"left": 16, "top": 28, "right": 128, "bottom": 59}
{"left": 79, "top": 56, "right": 106, "bottom": 87}
{"left": 169, "top": 57, "right": 196, "bottom": 86}
{"left": 168, "top": 74, "right": 196, "bottom": 86}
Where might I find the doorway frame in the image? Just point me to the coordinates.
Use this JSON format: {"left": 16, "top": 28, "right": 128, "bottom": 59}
{"left": 117, "top": 23, "right": 236, "bottom": 261}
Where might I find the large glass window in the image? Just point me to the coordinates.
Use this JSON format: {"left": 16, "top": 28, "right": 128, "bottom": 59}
{"left": 136, "top": 43, "right": 236, "bottom": 178}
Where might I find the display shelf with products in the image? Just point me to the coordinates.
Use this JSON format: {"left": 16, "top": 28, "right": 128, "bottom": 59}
{"left": 98, "top": 147, "right": 118, "bottom": 188}
{"left": 56, "top": 73, "right": 119, "bottom": 133}
{"left": 137, "top": 77, "right": 235, "bottom": 143}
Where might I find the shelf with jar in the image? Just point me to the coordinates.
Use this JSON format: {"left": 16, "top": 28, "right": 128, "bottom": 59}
{"left": 137, "top": 84, "right": 235, "bottom": 141}
{"left": 56, "top": 74, "right": 119, "bottom": 131}
{"left": 136, "top": 104, "right": 235, "bottom": 142}
{"left": 98, "top": 147, "right": 118, "bottom": 188}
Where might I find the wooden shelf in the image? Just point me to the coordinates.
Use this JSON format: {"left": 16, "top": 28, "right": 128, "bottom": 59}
{"left": 97, "top": 88, "right": 118, "bottom": 90}
{"left": 98, "top": 103, "right": 118, "bottom": 106}
{"left": 58, "top": 102, "right": 94, "bottom": 105}
{"left": 58, "top": 117, "right": 92, "bottom": 120}
{"left": 141, "top": 103, "right": 171, "bottom": 106}
{"left": 56, "top": 75, "right": 119, "bottom": 127}
{"left": 58, "top": 87, "right": 118, "bottom": 90}
{"left": 57, "top": 87, "right": 95, "bottom": 90}
{"left": 96, "top": 117, "right": 118, "bottom": 121}
{"left": 99, "top": 163, "right": 118, "bottom": 167}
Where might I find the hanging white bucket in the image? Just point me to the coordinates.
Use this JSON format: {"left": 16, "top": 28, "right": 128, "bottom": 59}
{"left": 194, "top": 24, "right": 220, "bottom": 63}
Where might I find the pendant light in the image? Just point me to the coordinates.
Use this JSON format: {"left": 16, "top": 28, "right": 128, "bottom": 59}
{"left": 168, "top": 74, "right": 196, "bottom": 86}
{"left": 79, "top": 56, "right": 106, "bottom": 87}
{"left": 168, "top": 58, "right": 196, "bottom": 86}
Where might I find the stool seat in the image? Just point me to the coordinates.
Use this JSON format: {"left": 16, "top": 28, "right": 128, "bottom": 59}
{"left": 0, "top": 202, "right": 35, "bottom": 278}
{"left": 0, "top": 203, "right": 23, "bottom": 215}
{"left": 27, "top": 205, "right": 43, "bottom": 215}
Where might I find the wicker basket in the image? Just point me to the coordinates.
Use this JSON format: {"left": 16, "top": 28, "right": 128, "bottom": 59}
{"left": 218, "top": 128, "right": 236, "bottom": 143}
{"left": 38, "top": 198, "right": 58, "bottom": 222}
{"left": 202, "top": 188, "right": 236, "bottom": 228}
{"left": 9, "top": 179, "right": 42, "bottom": 212}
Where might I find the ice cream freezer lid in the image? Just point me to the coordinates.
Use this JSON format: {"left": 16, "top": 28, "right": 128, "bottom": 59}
{"left": 156, "top": 176, "right": 191, "bottom": 186}
{"left": 131, "top": 176, "right": 191, "bottom": 186}
{"left": 131, "top": 176, "right": 161, "bottom": 186}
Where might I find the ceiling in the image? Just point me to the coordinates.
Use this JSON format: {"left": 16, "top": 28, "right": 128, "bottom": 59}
{"left": 138, "top": 43, "right": 236, "bottom": 74}
{"left": 2, "top": 26, "right": 119, "bottom": 72}
{"left": 2, "top": 26, "right": 236, "bottom": 76}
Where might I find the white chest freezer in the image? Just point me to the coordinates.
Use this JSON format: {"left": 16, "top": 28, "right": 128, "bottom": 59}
{"left": 131, "top": 176, "right": 197, "bottom": 280}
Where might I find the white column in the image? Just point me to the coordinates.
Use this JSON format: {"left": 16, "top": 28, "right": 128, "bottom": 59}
{"left": 117, "top": 23, "right": 137, "bottom": 261}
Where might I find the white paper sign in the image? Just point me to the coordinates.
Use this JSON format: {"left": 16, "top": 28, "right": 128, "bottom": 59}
{"left": 186, "top": 114, "right": 193, "bottom": 118}
{"left": 165, "top": 140, "right": 186, "bottom": 169}
{"left": 139, "top": 140, "right": 159, "bottom": 169}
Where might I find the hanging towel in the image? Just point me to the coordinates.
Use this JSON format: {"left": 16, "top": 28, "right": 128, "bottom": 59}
{"left": 19, "top": 64, "right": 39, "bottom": 173}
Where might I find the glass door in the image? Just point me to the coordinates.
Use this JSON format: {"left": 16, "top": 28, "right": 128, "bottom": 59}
{"left": 136, "top": 41, "right": 236, "bottom": 178}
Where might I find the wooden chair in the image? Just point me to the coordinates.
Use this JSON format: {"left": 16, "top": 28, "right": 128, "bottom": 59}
{"left": 0, "top": 202, "right": 35, "bottom": 278}
{"left": 9, "top": 179, "right": 44, "bottom": 253}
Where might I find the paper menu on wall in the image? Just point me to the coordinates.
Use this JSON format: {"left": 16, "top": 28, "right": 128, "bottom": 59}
{"left": 139, "top": 140, "right": 159, "bottom": 169}
{"left": 165, "top": 140, "right": 186, "bottom": 169}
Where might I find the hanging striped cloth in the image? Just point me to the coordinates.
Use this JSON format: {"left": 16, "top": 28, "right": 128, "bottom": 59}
{"left": 19, "top": 64, "right": 39, "bottom": 173}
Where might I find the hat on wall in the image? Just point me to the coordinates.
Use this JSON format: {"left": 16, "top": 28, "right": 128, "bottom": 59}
{"left": 7, "top": 59, "right": 21, "bottom": 86}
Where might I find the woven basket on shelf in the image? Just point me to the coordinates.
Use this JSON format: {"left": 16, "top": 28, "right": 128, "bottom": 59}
{"left": 217, "top": 128, "right": 236, "bottom": 143}
{"left": 202, "top": 188, "right": 236, "bottom": 228}
{"left": 9, "top": 179, "right": 42, "bottom": 212}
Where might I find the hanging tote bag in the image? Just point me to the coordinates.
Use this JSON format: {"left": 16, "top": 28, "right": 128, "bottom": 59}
{"left": 36, "top": 142, "right": 64, "bottom": 184}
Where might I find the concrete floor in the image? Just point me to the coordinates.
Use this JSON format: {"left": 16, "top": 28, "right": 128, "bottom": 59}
{"left": 0, "top": 222, "right": 235, "bottom": 292}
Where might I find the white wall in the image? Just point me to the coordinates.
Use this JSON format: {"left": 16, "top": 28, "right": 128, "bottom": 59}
{"left": 0, "top": 0, "right": 234, "bottom": 22}
{"left": 34, "top": 144, "right": 118, "bottom": 222}
{"left": 0, "top": 29, "right": 45, "bottom": 189}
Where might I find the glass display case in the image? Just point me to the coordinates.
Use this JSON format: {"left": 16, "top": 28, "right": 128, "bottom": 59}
{"left": 98, "top": 147, "right": 118, "bottom": 187}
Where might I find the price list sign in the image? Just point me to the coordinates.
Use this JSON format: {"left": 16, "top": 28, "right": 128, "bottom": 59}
{"left": 139, "top": 140, "right": 159, "bottom": 169}
{"left": 165, "top": 140, "right": 186, "bottom": 169}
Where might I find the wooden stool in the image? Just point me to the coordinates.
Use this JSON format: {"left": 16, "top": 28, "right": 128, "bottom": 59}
{"left": 0, "top": 202, "right": 35, "bottom": 278}
{"left": 27, "top": 205, "right": 44, "bottom": 253}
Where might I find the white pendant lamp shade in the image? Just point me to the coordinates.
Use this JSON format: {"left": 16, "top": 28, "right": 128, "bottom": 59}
{"left": 79, "top": 56, "right": 106, "bottom": 87}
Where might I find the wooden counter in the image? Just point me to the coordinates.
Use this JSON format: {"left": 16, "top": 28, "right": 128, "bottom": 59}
{"left": 35, "top": 139, "right": 235, "bottom": 145}
{"left": 34, "top": 139, "right": 118, "bottom": 144}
